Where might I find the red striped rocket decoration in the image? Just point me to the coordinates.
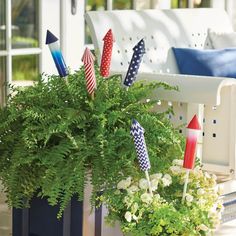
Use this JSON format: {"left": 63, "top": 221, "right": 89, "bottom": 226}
{"left": 81, "top": 48, "right": 96, "bottom": 98}
{"left": 182, "top": 115, "right": 201, "bottom": 202}
{"left": 100, "top": 29, "right": 115, "bottom": 78}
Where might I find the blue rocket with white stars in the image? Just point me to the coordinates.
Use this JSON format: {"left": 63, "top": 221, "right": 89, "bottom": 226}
{"left": 130, "top": 119, "right": 151, "bottom": 172}
{"left": 123, "top": 39, "right": 146, "bottom": 87}
{"left": 46, "top": 30, "right": 68, "bottom": 77}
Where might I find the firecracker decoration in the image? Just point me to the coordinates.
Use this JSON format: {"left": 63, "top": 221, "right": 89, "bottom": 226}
{"left": 81, "top": 47, "right": 96, "bottom": 98}
{"left": 131, "top": 119, "right": 152, "bottom": 195}
{"left": 100, "top": 29, "right": 115, "bottom": 77}
{"left": 46, "top": 30, "right": 68, "bottom": 77}
{"left": 123, "top": 39, "right": 145, "bottom": 87}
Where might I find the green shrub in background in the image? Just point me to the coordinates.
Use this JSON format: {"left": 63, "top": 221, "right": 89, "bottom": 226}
{"left": 0, "top": 66, "right": 183, "bottom": 217}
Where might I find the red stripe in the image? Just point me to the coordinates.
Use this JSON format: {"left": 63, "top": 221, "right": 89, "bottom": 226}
{"left": 84, "top": 64, "right": 96, "bottom": 94}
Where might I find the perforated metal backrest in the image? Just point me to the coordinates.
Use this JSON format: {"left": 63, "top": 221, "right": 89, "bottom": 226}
{"left": 85, "top": 8, "right": 233, "bottom": 74}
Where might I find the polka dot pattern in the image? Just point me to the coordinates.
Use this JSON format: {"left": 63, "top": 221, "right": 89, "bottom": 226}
{"left": 100, "top": 29, "right": 115, "bottom": 78}
{"left": 123, "top": 39, "right": 146, "bottom": 87}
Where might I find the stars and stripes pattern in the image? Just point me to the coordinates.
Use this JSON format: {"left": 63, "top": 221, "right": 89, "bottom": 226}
{"left": 100, "top": 29, "right": 115, "bottom": 78}
{"left": 81, "top": 47, "right": 96, "bottom": 95}
{"left": 123, "top": 39, "right": 146, "bottom": 87}
{"left": 130, "top": 119, "right": 151, "bottom": 171}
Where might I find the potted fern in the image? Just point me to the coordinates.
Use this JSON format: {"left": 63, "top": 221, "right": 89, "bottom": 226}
{"left": 0, "top": 66, "right": 183, "bottom": 235}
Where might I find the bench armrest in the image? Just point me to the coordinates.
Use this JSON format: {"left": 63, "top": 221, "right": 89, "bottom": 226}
{"left": 113, "top": 72, "right": 236, "bottom": 105}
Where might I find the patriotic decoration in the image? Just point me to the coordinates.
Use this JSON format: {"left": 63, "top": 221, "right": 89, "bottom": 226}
{"left": 100, "top": 29, "right": 115, "bottom": 77}
{"left": 46, "top": 30, "right": 68, "bottom": 77}
{"left": 123, "top": 39, "right": 145, "bottom": 87}
{"left": 131, "top": 119, "right": 152, "bottom": 195}
{"left": 183, "top": 115, "right": 201, "bottom": 169}
{"left": 81, "top": 47, "right": 96, "bottom": 97}
{"left": 130, "top": 119, "right": 150, "bottom": 171}
{"left": 182, "top": 115, "right": 201, "bottom": 202}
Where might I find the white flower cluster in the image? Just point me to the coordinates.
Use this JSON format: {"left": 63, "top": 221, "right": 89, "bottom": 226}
{"left": 116, "top": 173, "right": 172, "bottom": 223}
{"left": 103, "top": 159, "right": 223, "bottom": 235}
{"left": 169, "top": 159, "right": 223, "bottom": 227}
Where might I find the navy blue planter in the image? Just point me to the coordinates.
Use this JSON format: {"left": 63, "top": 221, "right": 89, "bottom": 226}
{"left": 13, "top": 196, "right": 83, "bottom": 236}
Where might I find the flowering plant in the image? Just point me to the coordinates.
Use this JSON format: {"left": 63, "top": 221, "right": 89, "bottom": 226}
{"left": 100, "top": 159, "right": 223, "bottom": 236}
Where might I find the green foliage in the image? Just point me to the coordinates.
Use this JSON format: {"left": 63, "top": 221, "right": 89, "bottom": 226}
{"left": 0, "top": 66, "right": 183, "bottom": 217}
{"left": 101, "top": 164, "right": 223, "bottom": 236}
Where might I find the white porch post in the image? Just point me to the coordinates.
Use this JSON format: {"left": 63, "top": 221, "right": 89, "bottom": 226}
{"left": 60, "top": 0, "right": 85, "bottom": 71}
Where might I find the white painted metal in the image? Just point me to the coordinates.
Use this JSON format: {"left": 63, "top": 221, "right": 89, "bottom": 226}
{"left": 85, "top": 9, "right": 236, "bottom": 234}
{"left": 6, "top": 0, "right": 12, "bottom": 93}
{"left": 85, "top": 9, "right": 233, "bottom": 74}
{"left": 59, "top": 0, "right": 85, "bottom": 71}
{"left": 10, "top": 48, "right": 42, "bottom": 56}
{"left": 41, "top": 0, "right": 60, "bottom": 76}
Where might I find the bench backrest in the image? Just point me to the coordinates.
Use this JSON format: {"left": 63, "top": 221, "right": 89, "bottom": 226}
{"left": 85, "top": 8, "right": 233, "bottom": 74}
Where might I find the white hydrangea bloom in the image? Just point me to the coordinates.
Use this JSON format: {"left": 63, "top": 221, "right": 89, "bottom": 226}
{"left": 117, "top": 177, "right": 132, "bottom": 190}
{"left": 162, "top": 174, "right": 172, "bottom": 187}
{"left": 185, "top": 194, "right": 193, "bottom": 202}
{"left": 197, "top": 188, "right": 205, "bottom": 195}
{"left": 124, "top": 211, "right": 132, "bottom": 222}
{"left": 127, "top": 185, "right": 139, "bottom": 194}
{"left": 197, "top": 198, "right": 206, "bottom": 207}
{"left": 141, "top": 193, "right": 153, "bottom": 204}
{"left": 117, "top": 180, "right": 126, "bottom": 189}
{"left": 172, "top": 159, "right": 183, "bottom": 166}
{"left": 150, "top": 178, "right": 159, "bottom": 191}
{"left": 153, "top": 194, "right": 161, "bottom": 203}
{"left": 162, "top": 178, "right": 171, "bottom": 187}
{"left": 150, "top": 173, "right": 163, "bottom": 180}
{"left": 132, "top": 214, "right": 138, "bottom": 222}
{"left": 164, "top": 174, "right": 172, "bottom": 180}
{"left": 170, "top": 165, "right": 182, "bottom": 174}
{"left": 139, "top": 178, "right": 149, "bottom": 190}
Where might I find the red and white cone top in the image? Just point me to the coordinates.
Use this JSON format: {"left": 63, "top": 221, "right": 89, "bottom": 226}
{"left": 81, "top": 48, "right": 96, "bottom": 95}
{"left": 183, "top": 115, "right": 201, "bottom": 170}
{"left": 187, "top": 115, "right": 201, "bottom": 131}
{"left": 81, "top": 47, "right": 95, "bottom": 65}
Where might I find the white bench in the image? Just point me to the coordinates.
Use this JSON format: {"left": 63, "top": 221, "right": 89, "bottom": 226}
{"left": 84, "top": 8, "right": 236, "bottom": 235}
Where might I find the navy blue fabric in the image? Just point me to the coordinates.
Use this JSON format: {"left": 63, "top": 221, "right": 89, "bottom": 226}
{"left": 172, "top": 47, "right": 236, "bottom": 78}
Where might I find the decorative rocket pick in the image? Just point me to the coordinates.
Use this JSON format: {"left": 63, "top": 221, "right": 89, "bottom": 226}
{"left": 123, "top": 39, "right": 146, "bottom": 87}
{"left": 100, "top": 29, "right": 115, "bottom": 78}
{"left": 130, "top": 119, "right": 152, "bottom": 195}
{"left": 81, "top": 47, "right": 96, "bottom": 99}
{"left": 46, "top": 30, "right": 68, "bottom": 78}
{"left": 182, "top": 115, "right": 201, "bottom": 203}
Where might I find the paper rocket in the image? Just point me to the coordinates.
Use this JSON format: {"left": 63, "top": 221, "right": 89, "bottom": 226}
{"left": 182, "top": 115, "right": 201, "bottom": 203}
{"left": 46, "top": 30, "right": 68, "bottom": 77}
{"left": 100, "top": 29, "right": 115, "bottom": 77}
{"left": 130, "top": 119, "right": 151, "bottom": 171}
{"left": 81, "top": 47, "right": 96, "bottom": 96}
{"left": 183, "top": 115, "right": 201, "bottom": 169}
{"left": 123, "top": 39, "right": 145, "bottom": 87}
{"left": 131, "top": 119, "right": 152, "bottom": 195}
